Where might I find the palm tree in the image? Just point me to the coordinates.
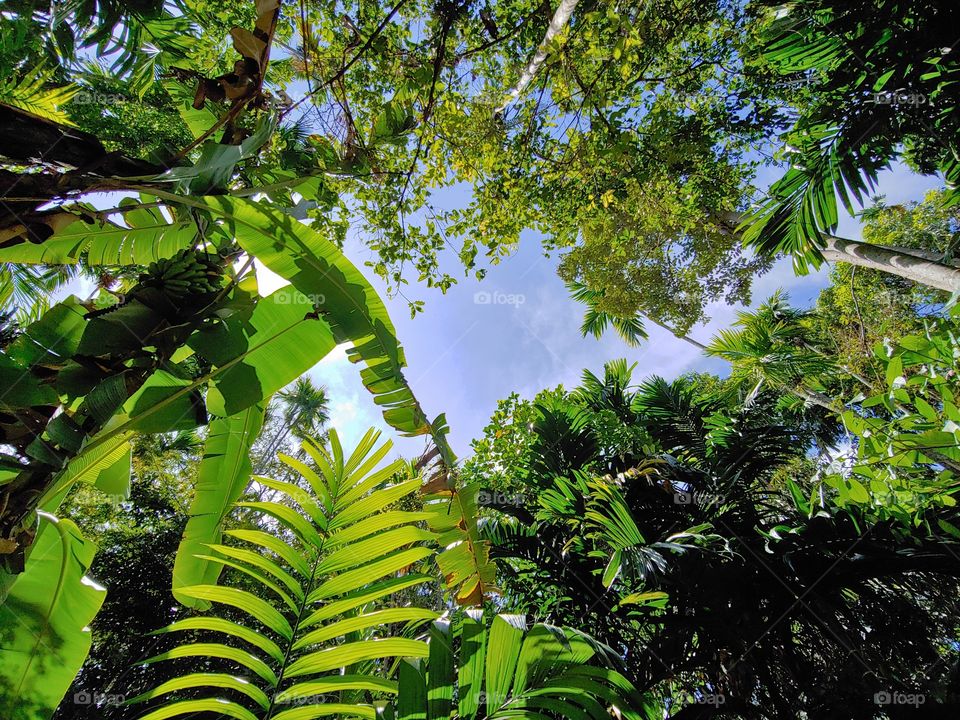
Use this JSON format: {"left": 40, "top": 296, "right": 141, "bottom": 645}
{"left": 705, "top": 291, "right": 843, "bottom": 411}
{"left": 567, "top": 281, "right": 708, "bottom": 350}
{"left": 740, "top": 0, "right": 960, "bottom": 291}
{"left": 255, "top": 377, "right": 330, "bottom": 471}
{"left": 0, "top": 263, "right": 80, "bottom": 322}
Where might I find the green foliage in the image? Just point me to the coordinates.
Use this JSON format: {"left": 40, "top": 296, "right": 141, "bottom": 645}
{"left": 54, "top": 438, "right": 197, "bottom": 720}
{"left": 822, "top": 304, "right": 960, "bottom": 522}
{"left": 0, "top": 187, "right": 477, "bottom": 718}
{"left": 190, "top": 195, "right": 446, "bottom": 442}
{"left": 388, "top": 612, "right": 654, "bottom": 720}
{"left": 133, "top": 428, "right": 440, "bottom": 719}
{"left": 556, "top": 169, "right": 771, "bottom": 333}
{"left": 0, "top": 65, "right": 77, "bottom": 125}
{"left": 743, "top": 0, "right": 960, "bottom": 266}
{"left": 477, "top": 362, "right": 960, "bottom": 716}
{"left": 0, "top": 199, "right": 198, "bottom": 267}
{"left": 173, "top": 404, "right": 265, "bottom": 605}
{"left": 707, "top": 290, "right": 839, "bottom": 399}
{"left": 567, "top": 282, "right": 648, "bottom": 347}
{"left": 0, "top": 514, "right": 106, "bottom": 720}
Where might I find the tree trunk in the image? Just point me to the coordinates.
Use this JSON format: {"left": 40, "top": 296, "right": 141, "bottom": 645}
{"left": 821, "top": 234, "right": 960, "bottom": 292}
{"left": 495, "top": 0, "right": 580, "bottom": 114}
{"left": 650, "top": 317, "right": 710, "bottom": 351}
{"left": 0, "top": 104, "right": 164, "bottom": 240}
{"left": 716, "top": 211, "right": 960, "bottom": 291}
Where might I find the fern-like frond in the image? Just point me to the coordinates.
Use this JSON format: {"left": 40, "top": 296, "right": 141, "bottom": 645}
{"left": 135, "top": 428, "right": 441, "bottom": 720}
{"left": 0, "top": 66, "right": 77, "bottom": 126}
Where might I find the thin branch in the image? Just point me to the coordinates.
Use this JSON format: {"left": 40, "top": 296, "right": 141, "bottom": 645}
{"left": 281, "top": 0, "right": 411, "bottom": 120}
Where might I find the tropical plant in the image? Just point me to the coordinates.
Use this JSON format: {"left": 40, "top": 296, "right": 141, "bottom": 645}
{"left": 54, "top": 433, "right": 200, "bottom": 720}
{"left": 387, "top": 611, "right": 656, "bottom": 720}
{"left": 0, "top": 195, "right": 491, "bottom": 718}
{"left": 821, "top": 302, "right": 960, "bottom": 523}
{"left": 478, "top": 362, "right": 960, "bottom": 717}
{"left": 741, "top": 0, "right": 960, "bottom": 287}
{"left": 0, "top": 513, "right": 105, "bottom": 720}
{"left": 706, "top": 290, "right": 844, "bottom": 410}
{"left": 129, "top": 427, "right": 439, "bottom": 719}
{"left": 129, "top": 428, "right": 647, "bottom": 720}
{"left": 0, "top": 65, "right": 77, "bottom": 125}
{"left": 567, "top": 281, "right": 708, "bottom": 351}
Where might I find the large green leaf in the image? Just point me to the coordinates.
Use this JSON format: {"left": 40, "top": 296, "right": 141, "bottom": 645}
{"left": 0, "top": 514, "right": 106, "bottom": 720}
{"left": 187, "top": 196, "right": 439, "bottom": 440}
{"left": 391, "top": 612, "right": 653, "bottom": 720}
{"left": 424, "top": 481, "right": 497, "bottom": 606}
{"left": 73, "top": 284, "right": 334, "bottom": 462}
{"left": 0, "top": 199, "right": 196, "bottom": 266}
{"left": 173, "top": 404, "right": 265, "bottom": 608}
{"left": 155, "top": 116, "right": 277, "bottom": 194}
{"left": 188, "top": 286, "right": 337, "bottom": 416}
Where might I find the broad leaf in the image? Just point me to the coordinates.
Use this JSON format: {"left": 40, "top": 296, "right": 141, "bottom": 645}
{"left": 173, "top": 404, "right": 266, "bottom": 607}
{"left": 0, "top": 514, "right": 105, "bottom": 720}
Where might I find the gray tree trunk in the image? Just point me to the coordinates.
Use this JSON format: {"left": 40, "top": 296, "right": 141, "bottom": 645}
{"left": 821, "top": 235, "right": 960, "bottom": 292}
{"left": 495, "top": 0, "right": 580, "bottom": 114}
{"left": 716, "top": 211, "right": 960, "bottom": 292}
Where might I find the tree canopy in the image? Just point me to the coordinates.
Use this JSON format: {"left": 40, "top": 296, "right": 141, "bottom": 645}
{"left": 2, "top": 1, "right": 960, "bottom": 719}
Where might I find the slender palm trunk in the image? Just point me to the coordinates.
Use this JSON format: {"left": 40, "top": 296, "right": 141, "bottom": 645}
{"left": 716, "top": 211, "right": 960, "bottom": 291}
{"left": 648, "top": 317, "right": 709, "bottom": 351}
{"left": 821, "top": 235, "right": 960, "bottom": 292}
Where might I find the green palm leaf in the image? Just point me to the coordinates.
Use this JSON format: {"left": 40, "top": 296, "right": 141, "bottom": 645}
{"left": 567, "top": 282, "right": 648, "bottom": 348}
{"left": 0, "top": 67, "right": 77, "bottom": 126}
{"left": 134, "top": 428, "right": 441, "bottom": 719}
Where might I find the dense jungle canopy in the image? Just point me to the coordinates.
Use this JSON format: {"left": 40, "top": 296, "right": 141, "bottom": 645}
{"left": 1, "top": 1, "right": 960, "bottom": 719}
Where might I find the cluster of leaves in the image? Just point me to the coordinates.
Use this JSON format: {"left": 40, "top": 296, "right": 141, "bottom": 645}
{"left": 473, "top": 361, "right": 960, "bottom": 717}
{"left": 105, "top": 428, "right": 649, "bottom": 720}
{"left": 824, "top": 303, "right": 960, "bottom": 524}
{"left": 0, "top": 191, "right": 488, "bottom": 718}
{"left": 742, "top": 0, "right": 960, "bottom": 267}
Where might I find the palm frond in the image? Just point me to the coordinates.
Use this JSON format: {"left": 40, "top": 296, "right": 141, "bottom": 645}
{"left": 567, "top": 281, "right": 648, "bottom": 347}
{"left": 0, "top": 66, "right": 77, "bottom": 125}
{"left": 134, "top": 428, "right": 440, "bottom": 719}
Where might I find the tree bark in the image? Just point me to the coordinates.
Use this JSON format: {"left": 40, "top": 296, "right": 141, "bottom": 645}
{"left": 821, "top": 234, "right": 960, "bottom": 292}
{"left": 716, "top": 210, "right": 960, "bottom": 291}
{"left": 650, "top": 317, "right": 710, "bottom": 351}
{"left": 495, "top": 0, "right": 580, "bottom": 114}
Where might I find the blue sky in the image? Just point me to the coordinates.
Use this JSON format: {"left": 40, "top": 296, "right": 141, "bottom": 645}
{"left": 250, "top": 164, "right": 945, "bottom": 460}
{"left": 72, "top": 164, "right": 941, "bottom": 460}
